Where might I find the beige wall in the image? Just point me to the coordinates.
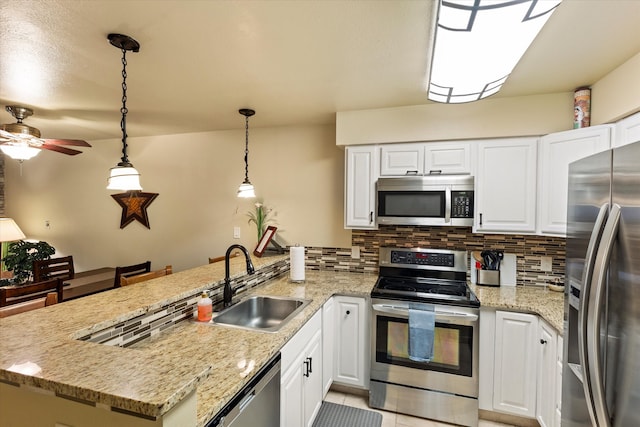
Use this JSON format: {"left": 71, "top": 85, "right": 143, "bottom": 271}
{"left": 591, "top": 51, "right": 640, "bottom": 124}
{"left": 4, "top": 124, "right": 350, "bottom": 273}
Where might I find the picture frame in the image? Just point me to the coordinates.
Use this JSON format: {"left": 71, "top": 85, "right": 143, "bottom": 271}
{"left": 254, "top": 226, "right": 277, "bottom": 257}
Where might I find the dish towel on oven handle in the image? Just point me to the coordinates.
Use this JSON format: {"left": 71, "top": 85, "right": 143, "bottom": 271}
{"left": 408, "top": 304, "right": 435, "bottom": 362}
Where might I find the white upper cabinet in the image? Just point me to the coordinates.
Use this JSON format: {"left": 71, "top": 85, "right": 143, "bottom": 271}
{"left": 424, "top": 141, "right": 473, "bottom": 175}
{"left": 613, "top": 111, "right": 640, "bottom": 148}
{"left": 380, "top": 141, "right": 472, "bottom": 176}
{"left": 537, "top": 125, "right": 612, "bottom": 236}
{"left": 380, "top": 143, "right": 424, "bottom": 176}
{"left": 475, "top": 137, "right": 538, "bottom": 234}
{"left": 345, "top": 145, "right": 378, "bottom": 229}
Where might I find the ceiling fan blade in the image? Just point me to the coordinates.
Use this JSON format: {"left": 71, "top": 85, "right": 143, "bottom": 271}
{"left": 40, "top": 144, "right": 83, "bottom": 156}
{"left": 42, "top": 138, "right": 91, "bottom": 147}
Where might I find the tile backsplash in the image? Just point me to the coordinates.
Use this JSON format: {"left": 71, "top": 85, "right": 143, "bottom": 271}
{"left": 306, "top": 225, "right": 565, "bottom": 286}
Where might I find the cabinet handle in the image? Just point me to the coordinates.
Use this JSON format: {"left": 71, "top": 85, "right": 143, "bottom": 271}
{"left": 429, "top": 170, "right": 442, "bottom": 175}
{"left": 479, "top": 213, "right": 483, "bottom": 226}
{"left": 307, "top": 357, "right": 313, "bottom": 374}
{"left": 369, "top": 212, "right": 373, "bottom": 224}
{"left": 303, "top": 360, "right": 310, "bottom": 377}
{"left": 540, "top": 339, "right": 547, "bottom": 345}
{"left": 405, "top": 170, "right": 419, "bottom": 175}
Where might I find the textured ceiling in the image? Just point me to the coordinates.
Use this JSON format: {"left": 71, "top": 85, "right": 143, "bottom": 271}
{"left": 0, "top": 0, "right": 639, "bottom": 142}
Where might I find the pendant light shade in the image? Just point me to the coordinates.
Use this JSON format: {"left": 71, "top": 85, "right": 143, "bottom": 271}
{"left": 237, "top": 109, "right": 256, "bottom": 198}
{"left": 106, "top": 33, "right": 142, "bottom": 191}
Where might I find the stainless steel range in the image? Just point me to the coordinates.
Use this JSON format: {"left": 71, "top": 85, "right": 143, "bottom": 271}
{"left": 370, "top": 247, "right": 480, "bottom": 427}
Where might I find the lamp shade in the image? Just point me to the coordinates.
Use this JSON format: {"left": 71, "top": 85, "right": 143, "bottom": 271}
{"left": 0, "top": 218, "right": 26, "bottom": 242}
{"left": 106, "top": 165, "right": 143, "bottom": 191}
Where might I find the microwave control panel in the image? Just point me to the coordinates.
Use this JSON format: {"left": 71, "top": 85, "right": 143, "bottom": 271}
{"left": 451, "top": 191, "right": 474, "bottom": 218}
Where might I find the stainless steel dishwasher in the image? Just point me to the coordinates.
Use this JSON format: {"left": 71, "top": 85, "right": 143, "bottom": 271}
{"left": 206, "top": 353, "right": 280, "bottom": 427}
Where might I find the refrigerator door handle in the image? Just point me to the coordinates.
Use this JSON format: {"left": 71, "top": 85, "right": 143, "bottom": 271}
{"left": 578, "top": 203, "right": 609, "bottom": 423}
{"left": 586, "top": 203, "right": 621, "bottom": 427}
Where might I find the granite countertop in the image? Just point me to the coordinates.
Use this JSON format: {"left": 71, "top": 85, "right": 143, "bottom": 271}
{"left": 0, "top": 255, "right": 565, "bottom": 426}
{"left": 470, "top": 283, "right": 565, "bottom": 332}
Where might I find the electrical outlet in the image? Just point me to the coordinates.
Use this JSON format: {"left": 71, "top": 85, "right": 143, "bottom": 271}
{"left": 351, "top": 246, "right": 360, "bottom": 259}
{"left": 540, "top": 256, "right": 552, "bottom": 272}
{"left": 233, "top": 227, "right": 241, "bottom": 239}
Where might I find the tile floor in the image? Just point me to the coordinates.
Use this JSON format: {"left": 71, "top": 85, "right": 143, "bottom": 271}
{"left": 324, "top": 390, "right": 515, "bottom": 427}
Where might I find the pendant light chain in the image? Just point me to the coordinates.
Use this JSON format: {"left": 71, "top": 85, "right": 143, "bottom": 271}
{"left": 244, "top": 115, "right": 250, "bottom": 182}
{"left": 120, "top": 48, "right": 130, "bottom": 164}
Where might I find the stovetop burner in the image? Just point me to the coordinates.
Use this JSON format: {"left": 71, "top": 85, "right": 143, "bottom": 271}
{"left": 373, "top": 247, "right": 480, "bottom": 308}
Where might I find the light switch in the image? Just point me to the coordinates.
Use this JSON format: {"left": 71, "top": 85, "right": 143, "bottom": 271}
{"left": 233, "top": 227, "right": 241, "bottom": 239}
{"left": 540, "top": 256, "right": 552, "bottom": 272}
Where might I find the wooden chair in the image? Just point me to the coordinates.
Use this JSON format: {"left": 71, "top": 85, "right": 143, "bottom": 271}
{"left": 209, "top": 252, "right": 240, "bottom": 264}
{"left": 114, "top": 261, "right": 151, "bottom": 287}
{"left": 0, "top": 292, "right": 58, "bottom": 318}
{"left": 32, "top": 256, "right": 75, "bottom": 282}
{"left": 120, "top": 265, "right": 172, "bottom": 286}
{"left": 0, "top": 278, "right": 64, "bottom": 307}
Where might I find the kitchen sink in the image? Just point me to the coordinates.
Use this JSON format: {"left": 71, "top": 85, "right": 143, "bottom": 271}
{"left": 212, "top": 295, "right": 311, "bottom": 333}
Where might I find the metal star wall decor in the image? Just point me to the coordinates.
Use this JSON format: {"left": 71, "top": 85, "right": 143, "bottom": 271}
{"left": 111, "top": 191, "right": 159, "bottom": 229}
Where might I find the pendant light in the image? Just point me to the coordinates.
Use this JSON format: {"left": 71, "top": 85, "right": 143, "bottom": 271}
{"left": 106, "top": 33, "right": 142, "bottom": 191}
{"left": 237, "top": 108, "right": 256, "bottom": 198}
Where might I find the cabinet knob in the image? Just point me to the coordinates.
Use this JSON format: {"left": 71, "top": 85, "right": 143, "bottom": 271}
{"left": 540, "top": 339, "right": 547, "bottom": 345}
{"left": 346, "top": 310, "right": 351, "bottom": 315}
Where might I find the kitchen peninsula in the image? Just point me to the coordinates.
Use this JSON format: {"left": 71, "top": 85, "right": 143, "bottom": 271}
{"left": 0, "top": 254, "right": 564, "bottom": 427}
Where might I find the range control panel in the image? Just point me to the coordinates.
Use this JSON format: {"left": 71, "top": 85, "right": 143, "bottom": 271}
{"left": 390, "top": 250, "right": 455, "bottom": 267}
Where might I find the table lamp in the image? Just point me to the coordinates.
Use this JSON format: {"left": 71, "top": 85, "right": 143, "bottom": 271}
{"left": 0, "top": 218, "right": 26, "bottom": 277}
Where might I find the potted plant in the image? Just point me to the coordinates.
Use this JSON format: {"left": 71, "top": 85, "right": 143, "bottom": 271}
{"left": 247, "top": 202, "right": 273, "bottom": 241}
{"left": 0, "top": 240, "right": 56, "bottom": 285}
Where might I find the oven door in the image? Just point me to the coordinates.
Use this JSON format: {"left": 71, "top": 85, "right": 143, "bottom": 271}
{"left": 370, "top": 298, "right": 479, "bottom": 398}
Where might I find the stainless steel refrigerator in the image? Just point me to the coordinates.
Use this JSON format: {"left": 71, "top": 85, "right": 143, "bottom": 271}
{"left": 562, "top": 140, "right": 640, "bottom": 426}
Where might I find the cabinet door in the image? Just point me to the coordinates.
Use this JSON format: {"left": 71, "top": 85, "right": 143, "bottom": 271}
{"left": 424, "top": 141, "right": 472, "bottom": 175}
{"left": 536, "top": 319, "right": 558, "bottom": 427}
{"left": 322, "top": 297, "right": 335, "bottom": 397}
{"left": 303, "top": 330, "right": 323, "bottom": 427}
{"left": 281, "top": 354, "right": 304, "bottom": 427}
{"left": 555, "top": 335, "right": 564, "bottom": 427}
{"left": 493, "top": 311, "right": 538, "bottom": 418}
{"left": 538, "top": 126, "right": 611, "bottom": 236}
{"left": 334, "top": 296, "right": 368, "bottom": 388}
{"left": 379, "top": 143, "right": 423, "bottom": 176}
{"left": 613, "top": 111, "right": 640, "bottom": 148}
{"left": 345, "top": 146, "right": 378, "bottom": 229}
{"left": 475, "top": 138, "right": 538, "bottom": 233}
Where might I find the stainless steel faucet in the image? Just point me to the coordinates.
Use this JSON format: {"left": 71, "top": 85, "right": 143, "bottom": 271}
{"left": 223, "top": 244, "right": 255, "bottom": 307}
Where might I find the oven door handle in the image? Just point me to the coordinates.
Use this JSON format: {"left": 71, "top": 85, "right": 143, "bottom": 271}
{"left": 372, "top": 304, "right": 478, "bottom": 322}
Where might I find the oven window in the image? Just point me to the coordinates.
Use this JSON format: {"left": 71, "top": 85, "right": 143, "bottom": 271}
{"left": 378, "top": 191, "right": 445, "bottom": 217}
{"left": 376, "top": 315, "right": 473, "bottom": 376}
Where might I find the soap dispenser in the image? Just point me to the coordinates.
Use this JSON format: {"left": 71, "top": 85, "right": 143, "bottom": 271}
{"left": 197, "top": 291, "right": 213, "bottom": 322}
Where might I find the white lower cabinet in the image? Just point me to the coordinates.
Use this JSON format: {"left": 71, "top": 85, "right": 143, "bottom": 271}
{"left": 280, "top": 310, "right": 323, "bottom": 427}
{"left": 492, "top": 310, "right": 538, "bottom": 418}
{"left": 480, "top": 309, "right": 564, "bottom": 425}
{"left": 536, "top": 318, "right": 558, "bottom": 427}
{"left": 322, "top": 297, "right": 335, "bottom": 397}
{"left": 333, "top": 296, "right": 369, "bottom": 388}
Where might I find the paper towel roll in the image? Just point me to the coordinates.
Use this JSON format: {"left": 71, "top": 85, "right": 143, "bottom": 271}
{"left": 290, "top": 246, "right": 305, "bottom": 282}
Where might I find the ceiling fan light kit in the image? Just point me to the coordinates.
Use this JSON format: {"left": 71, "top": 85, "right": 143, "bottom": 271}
{"left": 106, "top": 33, "right": 143, "bottom": 192}
{"left": 237, "top": 108, "right": 256, "bottom": 198}
{"left": 428, "top": 0, "right": 562, "bottom": 104}
{"left": 0, "top": 105, "right": 91, "bottom": 161}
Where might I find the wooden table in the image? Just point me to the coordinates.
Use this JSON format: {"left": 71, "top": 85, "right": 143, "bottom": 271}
{"left": 63, "top": 268, "right": 115, "bottom": 301}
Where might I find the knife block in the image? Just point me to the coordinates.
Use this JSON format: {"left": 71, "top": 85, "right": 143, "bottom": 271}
{"left": 477, "top": 269, "right": 500, "bottom": 287}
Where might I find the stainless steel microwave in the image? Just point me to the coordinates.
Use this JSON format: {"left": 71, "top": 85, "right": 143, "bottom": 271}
{"left": 376, "top": 175, "right": 474, "bottom": 226}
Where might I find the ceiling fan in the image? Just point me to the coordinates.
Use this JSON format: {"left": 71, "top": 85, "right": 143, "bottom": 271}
{"left": 0, "top": 105, "right": 91, "bottom": 161}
